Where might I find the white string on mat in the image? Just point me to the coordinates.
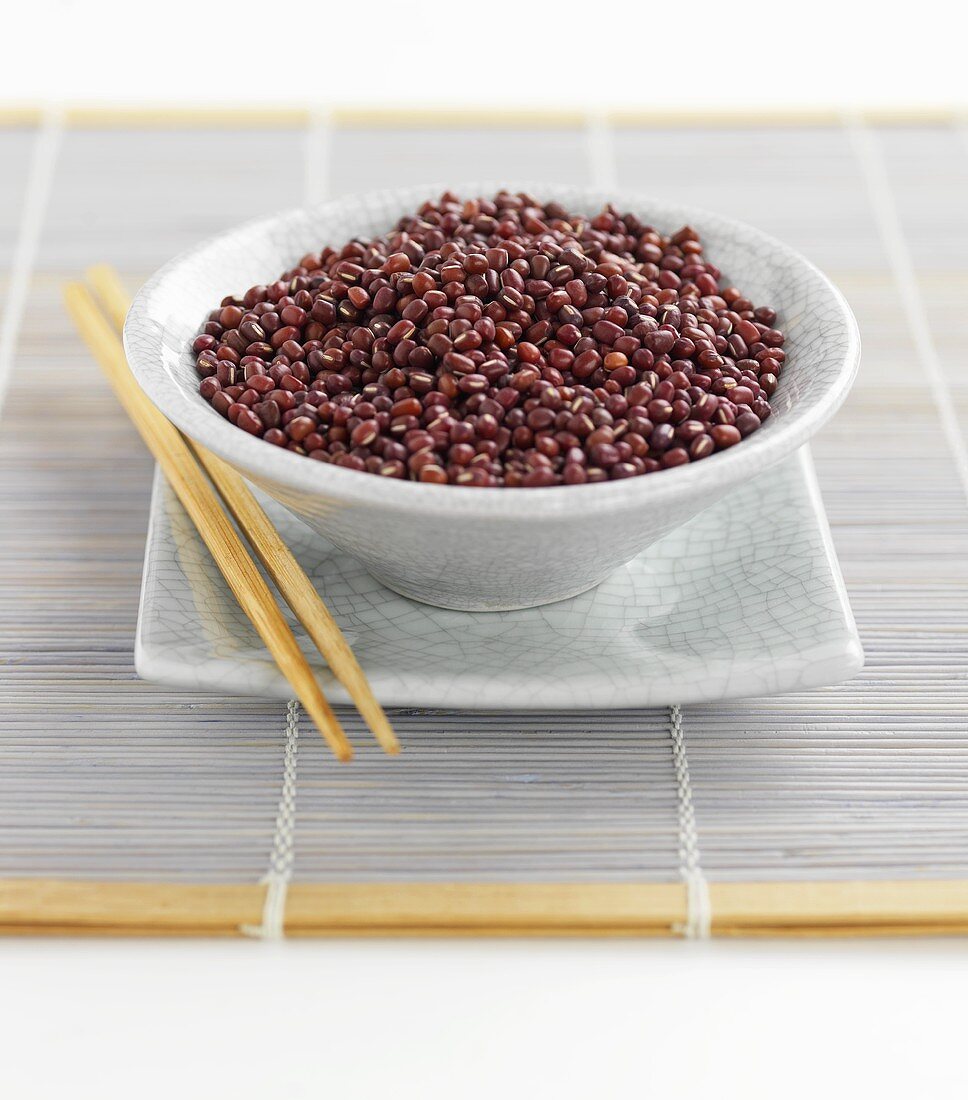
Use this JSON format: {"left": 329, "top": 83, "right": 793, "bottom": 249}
{"left": 584, "top": 109, "right": 617, "bottom": 191}
{"left": 578, "top": 113, "right": 710, "bottom": 937}
{"left": 242, "top": 700, "right": 300, "bottom": 940}
{"left": 668, "top": 705, "right": 711, "bottom": 939}
{"left": 0, "top": 103, "right": 63, "bottom": 420}
{"left": 243, "top": 106, "right": 335, "bottom": 940}
{"left": 843, "top": 109, "right": 968, "bottom": 506}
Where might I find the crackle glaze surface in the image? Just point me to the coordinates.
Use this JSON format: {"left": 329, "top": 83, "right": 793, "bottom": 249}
{"left": 125, "top": 183, "right": 861, "bottom": 609}
{"left": 136, "top": 447, "right": 863, "bottom": 708}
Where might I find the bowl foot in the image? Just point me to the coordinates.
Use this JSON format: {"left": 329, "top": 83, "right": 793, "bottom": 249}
{"left": 365, "top": 570, "right": 614, "bottom": 613}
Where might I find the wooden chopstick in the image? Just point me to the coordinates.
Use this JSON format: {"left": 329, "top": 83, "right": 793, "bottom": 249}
{"left": 64, "top": 282, "right": 355, "bottom": 762}
{"left": 85, "top": 265, "right": 399, "bottom": 757}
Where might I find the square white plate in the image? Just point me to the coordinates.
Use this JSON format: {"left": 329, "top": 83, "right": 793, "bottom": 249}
{"left": 135, "top": 446, "right": 862, "bottom": 708}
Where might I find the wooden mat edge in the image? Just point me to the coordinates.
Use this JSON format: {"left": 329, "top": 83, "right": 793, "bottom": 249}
{"left": 0, "top": 106, "right": 962, "bottom": 129}
{"left": 2, "top": 879, "right": 967, "bottom": 938}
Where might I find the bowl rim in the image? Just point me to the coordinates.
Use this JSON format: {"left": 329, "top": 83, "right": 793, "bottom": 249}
{"left": 124, "top": 182, "right": 861, "bottom": 519}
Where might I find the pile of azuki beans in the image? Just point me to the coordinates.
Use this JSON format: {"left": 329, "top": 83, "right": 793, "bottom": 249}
{"left": 193, "top": 191, "right": 785, "bottom": 487}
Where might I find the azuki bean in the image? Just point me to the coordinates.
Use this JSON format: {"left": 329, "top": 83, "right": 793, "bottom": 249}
{"left": 711, "top": 424, "right": 742, "bottom": 448}
{"left": 193, "top": 192, "right": 783, "bottom": 485}
{"left": 735, "top": 411, "right": 762, "bottom": 436}
{"left": 689, "top": 434, "right": 714, "bottom": 459}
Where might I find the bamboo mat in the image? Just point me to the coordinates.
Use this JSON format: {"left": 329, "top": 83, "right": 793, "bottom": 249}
{"left": 1, "top": 108, "right": 967, "bottom": 937}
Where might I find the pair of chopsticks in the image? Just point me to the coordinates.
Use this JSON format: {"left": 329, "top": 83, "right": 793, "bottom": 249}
{"left": 64, "top": 267, "right": 399, "bottom": 763}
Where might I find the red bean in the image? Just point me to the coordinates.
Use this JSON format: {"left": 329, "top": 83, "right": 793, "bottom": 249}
{"left": 219, "top": 305, "right": 244, "bottom": 329}
{"left": 573, "top": 350, "right": 601, "bottom": 379}
{"left": 650, "top": 424, "right": 675, "bottom": 452}
{"left": 287, "top": 416, "right": 317, "bottom": 442}
{"left": 735, "top": 411, "right": 762, "bottom": 436}
{"left": 690, "top": 434, "right": 714, "bottom": 459}
{"left": 193, "top": 192, "right": 782, "bottom": 485}
{"left": 387, "top": 319, "right": 416, "bottom": 343}
{"left": 711, "top": 424, "right": 742, "bottom": 448}
{"left": 236, "top": 408, "right": 263, "bottom": 435}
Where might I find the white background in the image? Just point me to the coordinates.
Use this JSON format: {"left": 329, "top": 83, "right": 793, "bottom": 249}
{"left": 3, "top": 2, "right": 967, "bottom": 1096}
{"left": 2, "top": 938, "right": 967, "bottom": 1097}
{"left": 2, "top": 0, "right": 965, "bottom": 110}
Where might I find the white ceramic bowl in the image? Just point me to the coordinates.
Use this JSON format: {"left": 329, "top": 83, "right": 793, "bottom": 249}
{"left": 125, "top": 183, "right": 860, "bottom": 611}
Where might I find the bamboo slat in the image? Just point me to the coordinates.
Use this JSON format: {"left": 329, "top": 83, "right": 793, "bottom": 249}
{"left": 0, "top": 105, "right": 962, "bottom": 130}
{"left": 0, "top": 113, "right": 966, "bottom": 936}
{"left": 1, "top": 880, "right": 966, "bottom": 937}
